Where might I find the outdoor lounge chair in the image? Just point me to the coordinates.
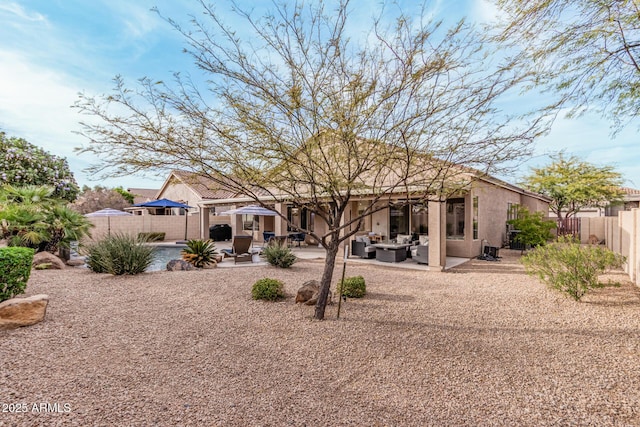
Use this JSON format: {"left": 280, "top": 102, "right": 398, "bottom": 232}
{"left": 221, "top": 235, "right": 253, "bottom": 264}
{"left": 351, "top": 236, "right": 376, "bottom": 259}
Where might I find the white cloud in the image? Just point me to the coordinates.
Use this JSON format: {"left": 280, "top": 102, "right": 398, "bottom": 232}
{"left": 0, "top": 49, "right": 161, "bottom": 189}
{"left": 468, "top": 0, "right": 507, "bottom": 25}
{"left": 0, "top": 2, "right": 47, "bottom": 23}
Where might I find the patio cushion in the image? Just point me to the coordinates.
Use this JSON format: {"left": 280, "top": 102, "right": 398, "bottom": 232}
{"left": 396, "top": 234, "right": 411, "bottom": 244}
{"left": 418, "top": 235, "right": 429, "bottom": 245}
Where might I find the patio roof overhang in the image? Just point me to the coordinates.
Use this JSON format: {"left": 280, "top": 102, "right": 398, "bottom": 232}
{"left": 195, "top": 186, "right": 449, "bottom": 208}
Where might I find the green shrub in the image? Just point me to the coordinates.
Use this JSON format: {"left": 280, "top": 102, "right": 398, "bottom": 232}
{"left": 522, "top": 236, "right": 626, "bottom": 301}
{"left": 337, "top": 275, "right": 366, "bottom": 298}
{"left": 251, "top": 278, "right": 285, "bottom": 301}
{"left": 181, "top": 239, "right": 217, "bottom": 268}
{"left": 262, "top": 242, "right": 297, "bottom": 268}
{"left": 507, "top": 206, "right": 556, "bottom": 250}
{"left": 85, "top": 233, "right": 155, "bottom": 275}
{"left": 0, "top": 247, "right": 34, "bottom": 302}
{"left": 138, "top": 232, "right": 165, "bottom": 242}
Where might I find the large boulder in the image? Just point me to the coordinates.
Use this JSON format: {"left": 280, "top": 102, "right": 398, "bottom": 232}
{"left": 32, "top": 252, "right": 66, "bottom": 270}
{"left": 166, "top": 259, "right": 196, "bottom": 271}
{"left": 296, "top": 280, "right": 332, "bottom": 306}
{"left": 0, "top": 294, "right": 49, "bottom": 330}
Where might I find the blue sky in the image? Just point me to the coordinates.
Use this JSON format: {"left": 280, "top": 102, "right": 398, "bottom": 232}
{"left": 1, "top": 0, "right": 638, "bottom": 191}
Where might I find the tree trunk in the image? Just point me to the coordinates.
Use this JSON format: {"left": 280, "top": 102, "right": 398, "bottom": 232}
{"left": 314, "top": 240, "right": 340, "bottom": 320}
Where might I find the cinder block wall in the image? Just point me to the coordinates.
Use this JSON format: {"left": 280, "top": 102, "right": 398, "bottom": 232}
{"left": 582, "top": 209, "right": 640, "bottom": 285}
{"left": 85, "top": 215, "right": 228, "bottom": 242}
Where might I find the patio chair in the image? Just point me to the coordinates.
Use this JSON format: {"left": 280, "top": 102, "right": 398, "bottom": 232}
{"left": 351, "top": 236, "right": 376, "bottom": 259}
{"left": 289, "top": 232, "right": 306, "bottom": 247}
{"left": 411, "top": 244, "right": 429, "bottom": 264}
{"left": 410, "top": 235, "right": 429, "bottom": 264}
{"left": 263, "top": 231, "right": 275, "bottom": 243}
{"left": 221, "top": 235, "right": 253, "bottom": 264}
{"left": 267, "top": 235, "right": 288, "bottom": 246}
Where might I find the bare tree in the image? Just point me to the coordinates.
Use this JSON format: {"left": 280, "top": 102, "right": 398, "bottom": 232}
{"left": 75, "top": 0, "right": 547, "bottom": 319}
{"left": 493, "top": 0, "right": 640, "bottom": 133}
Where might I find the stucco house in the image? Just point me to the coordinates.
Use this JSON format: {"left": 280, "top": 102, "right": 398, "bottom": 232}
{"left": 155, "top": 168, "right": 550, "bottom": 269}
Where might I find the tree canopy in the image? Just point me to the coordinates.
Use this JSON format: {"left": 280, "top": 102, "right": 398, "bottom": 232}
{"left": 520, "top": 155, "right": 624, "bottom": 220}
{"left": 71, "top": 186, "right": 133, "bottom": 214}
{"left": 494, "top": 0, "right": 640, "bottom": 133}
{"left": 0, "top": 132, "right": 80, "bottom": 202}
{"left": 75, "top": 0, "right": 549, "bottom": 319}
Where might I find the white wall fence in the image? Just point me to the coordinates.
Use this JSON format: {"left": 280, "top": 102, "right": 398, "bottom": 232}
{"left": 85, "top": 215, "right": 230, "bottom": 242}
{"left": 579, "top": 209, "right": 640, "bottom": 286}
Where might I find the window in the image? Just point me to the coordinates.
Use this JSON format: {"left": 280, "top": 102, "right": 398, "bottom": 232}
{"left": 242, "top": 214, "right": 259, "bottom": 231}
{"left": 446, "top": 198, "right": 465, "bottom": 240}
{"left": 411, "top": 203, "right": 429, "bottom": 235}
{"left": 389, "top": 204, "right": 409, "bottom": 239}
{"left": 473, "top": 197, "right": 478, "bottom": 240}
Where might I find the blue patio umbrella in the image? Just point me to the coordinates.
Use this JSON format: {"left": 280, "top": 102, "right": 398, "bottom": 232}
{"left": 133, "top": 199, "right": 193, "bottom": 240}
{"left": 133, "top": 198, "right": 193, "bottom": 209}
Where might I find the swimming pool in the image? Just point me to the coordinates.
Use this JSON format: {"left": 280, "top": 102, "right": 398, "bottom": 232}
{"left": 148, "top": 245, "right": 186, "bottom": 271}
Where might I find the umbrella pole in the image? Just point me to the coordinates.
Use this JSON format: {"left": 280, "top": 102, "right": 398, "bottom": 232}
{"left": 184, "top": 208, "right": 188, "bottom": 241}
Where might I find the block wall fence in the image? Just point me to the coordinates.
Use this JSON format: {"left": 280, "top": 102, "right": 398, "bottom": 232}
{"left": 580, "top": 208, "right": 640, "bottom": 286}
{"left": 84, "top": 215, "right": 230, "bottom": 242}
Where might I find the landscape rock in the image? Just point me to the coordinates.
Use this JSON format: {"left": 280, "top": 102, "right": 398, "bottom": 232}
{"left": 32, "top": 252, "right": 66, "bottom": 270}
{"left": 66, "top": 257, "right": 86, "bottom": 267}
{"left": 166, "top": 259, "right": 196, "bottom": 271}
{"left": 588, "top": 234, "right": 604, "bottom": 245}
{"left": 296, "top": 280, "right": 332, "bottom": 305}
{"left": 0, "top": 294, "right": 49, "bottom": 330}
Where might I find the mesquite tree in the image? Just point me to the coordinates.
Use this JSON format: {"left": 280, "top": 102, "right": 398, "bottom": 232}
{"left": 520, "top": 155, "right": 624, "bottom": 221}
{"left": 75, "top": 0, "right": 547, "bottom": 319}
{"left": 493, "top": 0, "right": 640, "bottom": 133}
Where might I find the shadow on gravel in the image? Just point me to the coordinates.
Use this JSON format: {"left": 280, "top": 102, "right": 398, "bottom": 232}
{"left": 581, "top": 281, "right": 640, "bottom": 307}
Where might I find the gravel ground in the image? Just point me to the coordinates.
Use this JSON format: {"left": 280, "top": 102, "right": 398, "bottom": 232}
{"left": 1, "top": 254, "right": 640, "bottom": 426}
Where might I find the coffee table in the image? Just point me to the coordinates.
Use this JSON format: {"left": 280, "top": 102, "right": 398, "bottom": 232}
{"left": 371, "top": 242, "right": 412, "bottom": 262}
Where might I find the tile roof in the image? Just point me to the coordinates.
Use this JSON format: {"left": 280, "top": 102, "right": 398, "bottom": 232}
{"left": 169, "top": 170, "right": 275, "bottom": 199}
{"left": 170, "top": 170, "right": 239, "bottom": 199}
{"left": 620, "top": 187, "right": 640, "bottom": 195}
{"left": 127, "top": 188, "right": 160, "bottom": 205}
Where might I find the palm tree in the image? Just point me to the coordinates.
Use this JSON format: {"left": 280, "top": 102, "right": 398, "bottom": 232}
{"left": 0, "top": 184, "right": 93, "bottom": 253}
{"left": 42, "top": 205, "right": 93, "bottom": 253}
{"left": 0, "top": 204, "right": 51, "bottom": 247}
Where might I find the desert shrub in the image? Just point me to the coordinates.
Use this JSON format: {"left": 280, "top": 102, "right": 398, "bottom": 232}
{"left": 0, "top": 247, "right": 34, "bottom": 302}
{"left": 85, "top": 233, "right": 155, "bottom": 275}
{"left": 138, "top": 232, "right": 165, "bottom": 242}
{"left": 522, "top": 236, "right": 626, "bottom": 301}
{"left": 337, "top": 275, "right": 366, "bottom": 298}
{"left": 181, "top": 239, "right": 217, "bottom": 268}
{"left": 262, "top": 242, "right": 296, "bottom": 268}
{"left": 252, "top": 278, "right": 285, "bottom": 301}
{"left": 507, "top": 206, "right": 556, "bottom": 250}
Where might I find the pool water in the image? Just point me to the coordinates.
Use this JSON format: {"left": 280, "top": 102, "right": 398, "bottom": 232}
{"left": 148, "top": 246, "right": 185, "bottom": 271}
